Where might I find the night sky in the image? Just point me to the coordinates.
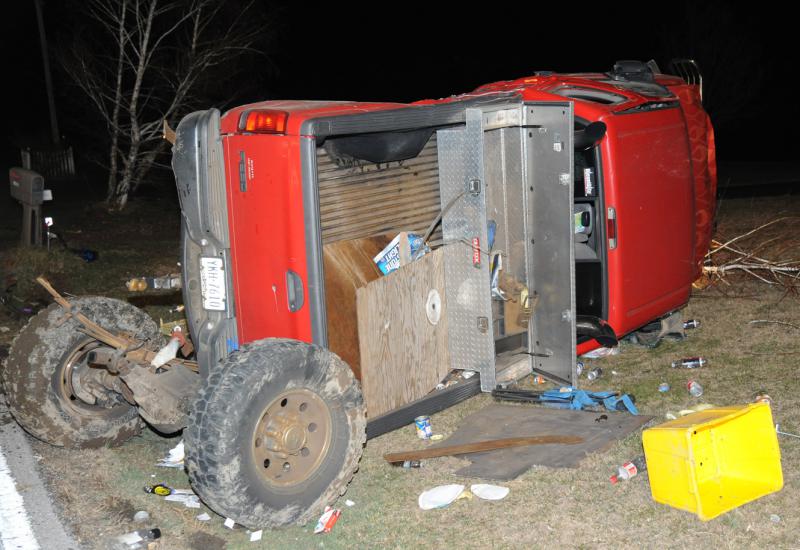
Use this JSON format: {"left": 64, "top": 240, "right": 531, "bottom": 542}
{"left": 1, "top": 1, "right": 796, "bottom": 166}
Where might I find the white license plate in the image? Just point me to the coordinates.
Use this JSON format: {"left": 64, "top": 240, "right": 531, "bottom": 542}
{"left": 199, "top": 257, "right": 226, "bottom": 311}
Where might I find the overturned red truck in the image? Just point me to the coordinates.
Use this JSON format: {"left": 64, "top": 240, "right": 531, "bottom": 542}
{"left": 3, "top": 60, "right": 716, "bottom": 528}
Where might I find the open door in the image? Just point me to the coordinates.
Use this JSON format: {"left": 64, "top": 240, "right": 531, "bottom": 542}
{"left": 439, "top": 102, "right": 576, "bottom": 389}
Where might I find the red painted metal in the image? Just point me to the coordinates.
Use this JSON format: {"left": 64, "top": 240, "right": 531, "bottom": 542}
{"left": 216, "top": 69, "right": 715, "bottom": 355}
{"left": 222, "top": 134, "right": 312, "bottom": 344}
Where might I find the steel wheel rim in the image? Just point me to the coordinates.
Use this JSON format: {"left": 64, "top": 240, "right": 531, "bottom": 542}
{"left": 252, "top": 388, "right": 333, "bottom": 487}
{"left": 57, "top": 338, "right": 120, "bottom": 415}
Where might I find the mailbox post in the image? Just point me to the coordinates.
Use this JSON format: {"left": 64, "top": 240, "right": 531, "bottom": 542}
{"left": 9, "top": 167, "right": 49, "bottom": 246}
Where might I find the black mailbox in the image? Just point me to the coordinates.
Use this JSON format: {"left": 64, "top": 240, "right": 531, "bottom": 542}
{"left": 10, "top": 167, "right": 45, "bottom": 206}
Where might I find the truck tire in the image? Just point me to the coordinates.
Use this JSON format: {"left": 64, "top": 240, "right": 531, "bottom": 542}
{"left": 186, "top": 338, "right": 366, "bottom": 529}
{"left": 1, "top": 297, "right": 160, "bottom": 448}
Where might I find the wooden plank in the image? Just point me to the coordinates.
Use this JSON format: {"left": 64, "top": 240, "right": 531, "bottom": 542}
{"left": 323, "top": 236, "right": 392, "bottom": 381}
{"left": 383, "top": 435, "right": 584, "bottom": 463}
{"left": 356, "top": 247, "right": 449, "bottom": 417}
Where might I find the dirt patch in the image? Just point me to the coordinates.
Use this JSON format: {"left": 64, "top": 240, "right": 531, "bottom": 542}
{"left": 187, "top": 531, "right": 226, "bottom": 550}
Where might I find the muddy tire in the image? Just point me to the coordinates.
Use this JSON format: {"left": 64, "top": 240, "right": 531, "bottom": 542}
{"left": 186, "top": 338, "right": 366, "bottom": 529}
{"left": 1, "top": 297, "right": 160, "bottom": 448}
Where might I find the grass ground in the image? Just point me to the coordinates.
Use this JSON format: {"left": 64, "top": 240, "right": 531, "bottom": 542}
{"left": 1, "top": 189, "right": 798, "bottom": 549}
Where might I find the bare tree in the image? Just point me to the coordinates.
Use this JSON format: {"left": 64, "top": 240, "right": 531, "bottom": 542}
{"left": 61, "top": 0, "right": 264, "bottom": 209}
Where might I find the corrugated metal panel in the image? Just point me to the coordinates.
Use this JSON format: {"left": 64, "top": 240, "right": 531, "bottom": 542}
{"left": 317, "top": 135, "right": 442, "bottom": 245}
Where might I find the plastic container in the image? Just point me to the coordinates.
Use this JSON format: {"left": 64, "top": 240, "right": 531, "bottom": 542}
{"left": 587, "top": 367, "right": 602, "bottom": 381}
{"left": 687, "top": 380, "right": 703, "bottom": 397}
{"left": 671, "top": 357, "right": 707, "bottom": 369}
{"left": 642, "top": 402, "right": 783, "bottom": 520}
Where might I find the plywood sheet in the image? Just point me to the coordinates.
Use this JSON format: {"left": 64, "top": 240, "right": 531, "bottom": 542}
{"left": 426, "top": 404, "right": 653, "bottom": 480}
{"left": 323, "top": 236, "right": 391, "bottom": 380}
{"left": 356, "top": 248, "right": 450, "bottom": 417}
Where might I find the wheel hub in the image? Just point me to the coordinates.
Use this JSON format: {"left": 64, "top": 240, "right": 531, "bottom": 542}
{"left": 252, "top": 388, "right": 332, "bottom": 486}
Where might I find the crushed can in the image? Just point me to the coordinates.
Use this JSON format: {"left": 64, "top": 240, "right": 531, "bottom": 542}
{"left": 414, "top": 416, "right": 433, "bottom": 440}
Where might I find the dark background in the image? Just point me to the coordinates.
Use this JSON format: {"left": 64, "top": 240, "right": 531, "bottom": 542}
{"left": 0, "top": 1, "right": 796, "bottom": 177}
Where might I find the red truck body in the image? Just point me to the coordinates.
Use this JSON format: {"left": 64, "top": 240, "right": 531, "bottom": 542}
{"left": 203, "top": 71, "right": 715, "bottom": 361}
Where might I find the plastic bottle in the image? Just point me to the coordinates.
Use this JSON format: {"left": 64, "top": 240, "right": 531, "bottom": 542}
{"left": 610, "top": 456, "right": 647, "bottom": 484}
{"left": 683, "top": 319, "right": 701, "bottom": 329}
{"left": 392, "top": 460, "right": 421, "bottom": 468}
{"left": 671, "top": 357, "right": 707, "bottom": 369}
{"left": 587, "top": 367, "right": 602, "bottom": 381}
{"left": 576, "top": 361, "right": 584, "bottom": 377}
{"left": 687, "top": 380, "right": 703, "bottom": 397}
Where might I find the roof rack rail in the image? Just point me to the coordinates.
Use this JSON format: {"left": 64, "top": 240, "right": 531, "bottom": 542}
{"left": 668, "top": 59, "right": 703, "bottom": 102}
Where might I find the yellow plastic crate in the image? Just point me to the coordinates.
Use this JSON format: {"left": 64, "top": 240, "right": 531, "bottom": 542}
{"left": 642, "top": 402, "right": 783, "bottom": 520}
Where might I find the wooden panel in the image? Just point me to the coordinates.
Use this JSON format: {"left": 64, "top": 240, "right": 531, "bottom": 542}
{"left": 356, "top": 248, "right": 450, "bottom": 417}
{"left": 323, "top": 236, "right": 391, "bottom": 381}
{"left": 317, "top": 135, "right": 442, "bottom": 246}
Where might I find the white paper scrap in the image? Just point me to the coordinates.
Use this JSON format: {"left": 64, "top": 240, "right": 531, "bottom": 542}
{"left": 224, "top": 517, "right": 236, "bottom": 529}
{"left": 157, "top": 440, "right": 185, "bottom": 468}
{"left": 250, "top": 530, "right": 263, "bottom": 542}
{"left": 418, "top": 484, "right": 465, "bottom": 510}
{"left": 196, "top": 513, "right": 211, "bottom": 521}
{"left": 471, "top": 484, "right": 509, "bottom": 501}
{"left": 345, "top": 499, "right": 355, "bottom": 507}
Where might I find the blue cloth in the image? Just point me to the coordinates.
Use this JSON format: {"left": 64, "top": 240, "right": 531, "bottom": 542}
{"left": 541, "top": 387, "right": 638, "bottom": 415}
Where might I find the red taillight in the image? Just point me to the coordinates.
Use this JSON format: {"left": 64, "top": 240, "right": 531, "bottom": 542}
{"left": 240, "top": 110, "right": 288, "bottom": 134}
{"left": 607, "top": 206, "right": 617, "bottom": 250}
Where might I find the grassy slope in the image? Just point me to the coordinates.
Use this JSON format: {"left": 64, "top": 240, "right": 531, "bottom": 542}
{"left": 2, "top": 192, "right": 798, "bottom": 549}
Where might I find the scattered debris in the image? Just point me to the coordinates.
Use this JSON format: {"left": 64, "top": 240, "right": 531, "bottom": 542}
{"left": 419, "top": 484, "right": 465, "bottom": 510}
{"left": 470, "top": 484, "right": 509, "bottom": 501}
{"left": 687, "top": 380, "right": 704, "bottom": 397}
{"left": 683, "top": 319, "right": 701, "bottom": 329}
{"left": 224, "top": 518, "right": 236, "bottom": 529}
{"left": 126, "top": 274, "right": 182, "bottom": 292}
{"left": 610, "top": 456, "right": 647, "bottom": 484}
{"left": 580, "top": 346, "right": 620, "bottom": 359}
{"left": 414, "top": 415, "right": 433, "bottom": 440}
{"left": 770, "top": 514, "right": 781, "bottom": 523}
{"left": 313, "top": 506, "right": 341, "bottom": 533}
{"left": 114, "top": 528, "right": 161, "bottom": 548}
{"left": 392, "top": 460, "right": 421, "bottom": 469}
{"left": 156, "top": 440, "right": 185, "bottom": 468}
{"left": 250, "top": 530, "right": 263, "bottom": 542}
{"left": 132, "top": 511, "right": 150, "bottom": 523}
{"left": 344, "top": 499, "right": 355, "bottom": 507}
{"left": 658, "top": 383, "right": 670, "bottom": 393}
{"left": 671, "top": 357, "right": 707, "bottom": 369}
{"left": 753, "top": 393, "right": 772, "bottom": 405}
{"left": 493, "top": 387, "right": 638, "bottom": 414}
{"left": 776, "top": 424, "right": 800, "bottom": 439}
{"left": 430, "top": 434, "right": 444, "bottom": 441}
{"left": 586, "top": 367, "right": 603, "bottom": 381}
{"left": 0, "top": 326, "right": 9, "bottom": 333}
{"left": 144, "top": 483, "right": 173, "bottom": 496}
{"left": 576, "top": 361, "right": 585, "bottom": 376}
{"left": 196, "top": 513, "right": 211, "bottom": 521}
{"left": 165, "top": 489, "right": 200, "bottom": 508}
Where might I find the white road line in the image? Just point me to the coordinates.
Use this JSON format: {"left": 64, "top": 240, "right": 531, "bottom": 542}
{"left": 0, "top": 445, "right": 40, "bottom": 550}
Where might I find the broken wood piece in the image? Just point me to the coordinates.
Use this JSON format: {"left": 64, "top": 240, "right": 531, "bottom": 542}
{"left": 383, "top": 435, "right": 584, "bottom": 463}
{"left": 35, "top": 276, "right": 198, "bottom": 372}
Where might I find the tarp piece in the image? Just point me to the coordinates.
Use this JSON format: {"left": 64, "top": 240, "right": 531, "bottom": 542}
{"left": 429, "top": 404, "right": 652, "bottom": 480}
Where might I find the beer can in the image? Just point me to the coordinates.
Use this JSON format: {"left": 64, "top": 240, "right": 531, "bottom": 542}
{"left": 414, "top": 415, "right": 433, "bottom": 439}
